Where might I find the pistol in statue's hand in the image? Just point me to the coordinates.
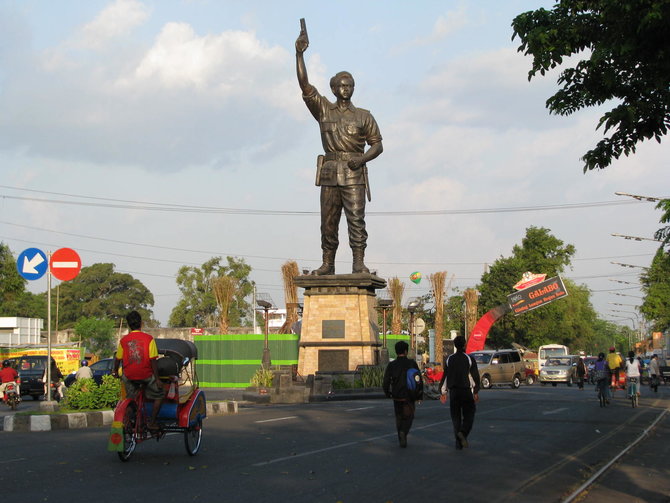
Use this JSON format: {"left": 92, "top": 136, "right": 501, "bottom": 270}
{"left": 296, "top": 18, "right": 309, "bottom": 53}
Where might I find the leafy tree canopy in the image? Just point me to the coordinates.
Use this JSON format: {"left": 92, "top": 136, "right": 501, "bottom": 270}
{"left": 73, "top": 317, "right": 116, "bottom": 357}
{"left": 169, "top": 256, "right": 254, "bottom": 328}
{"left": 478, "top": 227, "right": 602, "bottom": 350}
{"left": 640, "top": 247, "right": 670, "bottom": 332}
{"left": 654, "top": 198, "right": 670, "bottom": 246}
{"left": 512, "top": 0, "right": 670, "bottom": 171}
{"left": 57, "top": 263, "right": 155, "bottom": 329}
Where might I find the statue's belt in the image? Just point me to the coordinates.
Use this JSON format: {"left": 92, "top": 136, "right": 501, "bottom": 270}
{"left": 324, "top": 152, "right": 361, "bottom": 161}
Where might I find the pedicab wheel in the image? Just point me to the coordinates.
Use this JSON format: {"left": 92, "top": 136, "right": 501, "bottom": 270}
{"left": 118, "top": 403, "right": 138, "bottom": 462}
{"left": 184, "top": 418, "right": 203, "bottom": 456}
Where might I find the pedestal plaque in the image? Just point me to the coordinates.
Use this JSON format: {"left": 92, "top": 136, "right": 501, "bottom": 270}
{"left": 295, "top": 273, "right": 387, "bottom": 377}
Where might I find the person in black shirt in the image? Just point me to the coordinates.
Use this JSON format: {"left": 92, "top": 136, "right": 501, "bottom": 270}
{"left": 439, "top": 335, "right": 480, "bottom": 449}
{"left": 383, "top": 341, "right": 422, "bottom": 448}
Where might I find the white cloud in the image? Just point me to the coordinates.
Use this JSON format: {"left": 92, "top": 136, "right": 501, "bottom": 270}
{"left": 126, "top": 22, "right": 288, "bottom": 94}
{"left": 77, "top": 0, "right": 150, "bottom": 49}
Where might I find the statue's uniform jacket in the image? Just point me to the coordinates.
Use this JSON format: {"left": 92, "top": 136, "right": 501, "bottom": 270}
{"left": 303, "top": 86, "right": 382, "bottom": 186}
{"left": 302, "top": 85, "right": 382, "bottom": 251}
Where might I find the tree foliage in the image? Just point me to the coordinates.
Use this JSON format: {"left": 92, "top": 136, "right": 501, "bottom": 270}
{"left": 56, "top": 263, "right": 155, "bottom": 329}
{"left": 169, "top": 256, "right": 253, "bottom": 328}
{"left": 512, "top": 1, "right": 670, "bottom": 171}
{"left": 73, "top": 317, "right": 117, "bottom": 357}
{"left": 0, "top": 242, "right": 46, "bottom": 318}
{"left": 654, "top": 198, "right": 670, "bottom": 246}
{"left": 478, "top": 227, "right": 601, "bottom": 350}
{"left": 640, "top": 247, "right": 670, "bottom": 332}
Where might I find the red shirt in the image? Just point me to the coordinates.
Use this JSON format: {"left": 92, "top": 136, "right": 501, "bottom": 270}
{"left": 116, "top": 330, "right": 158, "bottom": 380}
{"left": 0, "top": 367, "right": 19, "bottom": 383}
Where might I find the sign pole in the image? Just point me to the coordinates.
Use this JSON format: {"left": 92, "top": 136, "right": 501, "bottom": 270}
{"left": 46, "top": 251, "right": 52, "bottom": 402}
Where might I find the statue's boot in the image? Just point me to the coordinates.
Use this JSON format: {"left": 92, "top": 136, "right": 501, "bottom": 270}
{"left": 352, "top": 248, "right": 370, "bottom": 274}
{"left": 311, "top": 250, "right": 336, "bottom": 275}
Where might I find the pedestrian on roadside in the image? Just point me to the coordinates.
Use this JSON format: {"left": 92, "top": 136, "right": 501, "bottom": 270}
{"left": 439, "top": 335, "right": 480, "bottom": 450}
{"left": 75, "top": 360, "right": 93, "bottom": 380}
{"left": 382, "top": 341, "right": 422, "bottom": 448}
{"left": 576, "top": 356, "right": 586, "bottom": 390}
{"left": 648, "top": 354, "right": 660, "bottom": 393}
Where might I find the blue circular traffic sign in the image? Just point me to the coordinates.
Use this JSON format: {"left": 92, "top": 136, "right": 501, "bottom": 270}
{"left": 16, "top": 248, "right": 48, "bottom": 280}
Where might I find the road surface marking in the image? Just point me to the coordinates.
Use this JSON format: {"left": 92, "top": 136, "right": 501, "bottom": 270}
{"left": 346, "top": 406, "right": 374, "bottom": 411}
{"left": 255, "top": 416, "right": 297, "bottom": 424}
{"left": 542, "top": 407, "right": 568, "bottom": 415}
{"left": 252, "top": 402, "right": 520, "bottom": 467}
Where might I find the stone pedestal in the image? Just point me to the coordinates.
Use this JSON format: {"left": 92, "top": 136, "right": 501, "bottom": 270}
{"left": 295, "top": 273, "right": 387, "bottom": 377}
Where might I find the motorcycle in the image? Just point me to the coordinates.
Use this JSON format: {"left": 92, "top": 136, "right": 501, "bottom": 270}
{"left": 421, "top": 365, "right": 444, "bottom": 399}
{"left": 3, "top": 381, "right": 21, "bottom": 410}
{"left": 46, "top": 381, "right": 63, "bottom": 402}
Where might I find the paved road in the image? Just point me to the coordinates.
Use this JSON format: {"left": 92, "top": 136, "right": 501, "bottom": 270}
{"left": 2, "top": 384, "right": 668, "bottom": 503}
{"left": 0, "top": 395, "right": 46, "bottom": 417}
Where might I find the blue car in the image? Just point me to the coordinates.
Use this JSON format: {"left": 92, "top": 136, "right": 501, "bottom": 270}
{"left": 64, "top": 358, "right": 114, "bottom": 387}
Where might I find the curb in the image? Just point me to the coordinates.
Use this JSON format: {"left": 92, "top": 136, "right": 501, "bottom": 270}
{"left": 0, "top": 400, "right": 239, "bottom": 433}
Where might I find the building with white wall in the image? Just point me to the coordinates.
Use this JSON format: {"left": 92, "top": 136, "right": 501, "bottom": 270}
{"left": 0, "top": 317, "right": 43, "bottom": 346}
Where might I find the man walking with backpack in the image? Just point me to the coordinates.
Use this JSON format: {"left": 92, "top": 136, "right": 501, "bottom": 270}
{"left": 440, "top": 335, "right": 480, "bottom": 450}
{"left": 383, "top": 341, "right": 423, "bottom": 448}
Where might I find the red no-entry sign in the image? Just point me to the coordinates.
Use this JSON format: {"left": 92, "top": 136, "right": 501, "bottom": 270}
{"left": 50, "top": 247, "right": 82, "bottom": 281}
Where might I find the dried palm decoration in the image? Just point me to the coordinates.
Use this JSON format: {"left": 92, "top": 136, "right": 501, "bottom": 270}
{"left": 388, "top": 277, "right": 405, "bottom": 335}
{"left": 212, "top": 275, "right": 238, "bottom": 334}
{"left": 464, "top": 288, "right": 479, "bottom": 339}
{"left": 430, "top": 271, "right": 447, "bottom": 364}
{"left": 279, "top": 260, "right": 300, "bottom": 334}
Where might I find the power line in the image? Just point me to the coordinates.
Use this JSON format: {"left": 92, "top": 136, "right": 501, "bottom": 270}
{"left": 0, "top": 221, "right": 655, "bottom": 267}
{"left": 0, "top": 185, "right": 646, "bottom": 216}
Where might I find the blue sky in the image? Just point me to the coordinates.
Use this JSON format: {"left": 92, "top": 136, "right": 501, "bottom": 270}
{"left": 0, "top": 0, "right": 666, "bottom": 330}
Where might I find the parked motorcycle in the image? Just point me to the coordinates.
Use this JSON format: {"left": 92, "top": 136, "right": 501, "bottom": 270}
{"left": 3, "top": 381, "right": 21, "bottom": 410}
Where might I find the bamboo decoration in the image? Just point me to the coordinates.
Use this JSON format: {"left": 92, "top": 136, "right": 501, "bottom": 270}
{"left": 388, "top": 277, "right": 405, "bottom": 335}
{"left": 279, "top": 260, "right": 300, "bottom": 334}
{"left": 464, "top": 288, "right": 479, "bottom": 339}
{"left": 430, "top": 271, "right": 447, "bottom": 364}
{"left": 212, "top": 276, "right": 238, "bottom": 335}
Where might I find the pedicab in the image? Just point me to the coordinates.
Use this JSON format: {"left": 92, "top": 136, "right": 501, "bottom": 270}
{"left": 108, "top": 339, "right": 206, "bottom": 461}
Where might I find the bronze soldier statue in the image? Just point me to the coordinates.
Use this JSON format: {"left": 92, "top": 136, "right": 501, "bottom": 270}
{"left": 296, "top": 19, "right": 383, "bottom": 275}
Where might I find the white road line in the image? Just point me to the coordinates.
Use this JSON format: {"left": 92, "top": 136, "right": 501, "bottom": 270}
{"left": 542, "top": 407, "right": 568, "bottom": 415}
{"left": 345, "top": 406, "right": 374, "bottom": 412}
{"left": 254, "top": 416, "right": 298, "bottom": 424}
{"left": 252, "top": 403, "right": 521, "bottom": 467}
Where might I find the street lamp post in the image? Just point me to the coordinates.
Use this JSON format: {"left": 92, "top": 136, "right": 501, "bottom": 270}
{"left": 407, "top": 298, "right": 420, "bottom": 359}
{"left": 256, "top": 294, "right": 275, "bottom": 370}
{"left": 376, "top": 298, "right": 393, "bottom": 364}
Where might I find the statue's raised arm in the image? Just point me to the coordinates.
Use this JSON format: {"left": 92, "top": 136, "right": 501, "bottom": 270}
{"left": 296, "top": 18, "right": 311, "bottom": 92}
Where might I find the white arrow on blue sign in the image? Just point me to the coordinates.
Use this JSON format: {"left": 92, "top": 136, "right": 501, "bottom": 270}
{"left": 16, "top": 248, "right": 48, "bottom": 281}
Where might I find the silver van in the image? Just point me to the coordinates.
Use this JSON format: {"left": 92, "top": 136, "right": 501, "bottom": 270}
{"left": 469, "top": 349, "right": 525, "bottom": 389}
{"left": 539, "top": 355, "right": 579, "bottom": 386}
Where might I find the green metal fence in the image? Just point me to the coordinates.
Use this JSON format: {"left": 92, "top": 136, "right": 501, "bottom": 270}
{"left": 384, "top": 334, "right": 411, "bottom": 359}
{"left": 194, "top": 334, "right": 299, "bottom": 388}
